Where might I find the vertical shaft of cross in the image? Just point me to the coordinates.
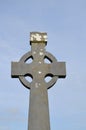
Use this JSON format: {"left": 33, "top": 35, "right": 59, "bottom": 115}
{"left": 28, "top": 42, "right": 50, "bottom": 130}
{"left": 28, "top": 82, "right": 50, "bottom": 130}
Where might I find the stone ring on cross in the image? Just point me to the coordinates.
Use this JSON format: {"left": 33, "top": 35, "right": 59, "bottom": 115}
{"left": 12, "top": 51, "right": 59, "bottom": 89}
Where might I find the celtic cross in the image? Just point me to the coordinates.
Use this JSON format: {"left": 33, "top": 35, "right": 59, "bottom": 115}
{"left": 11, "top": 32, "right": 66, "bottom": 130}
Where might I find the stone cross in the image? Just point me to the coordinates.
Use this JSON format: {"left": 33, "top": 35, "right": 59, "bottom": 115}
{"left": 11, "top": 32, "right": 66, "bottom": 130}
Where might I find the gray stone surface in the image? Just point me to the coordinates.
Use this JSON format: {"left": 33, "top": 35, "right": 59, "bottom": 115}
{"left": 11, "top": 32, "right": 66, "bottom": 130}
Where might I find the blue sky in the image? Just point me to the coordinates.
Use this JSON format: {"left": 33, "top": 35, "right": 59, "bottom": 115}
{"left": 0, "top": 0, "right": 86, "bottom": 130}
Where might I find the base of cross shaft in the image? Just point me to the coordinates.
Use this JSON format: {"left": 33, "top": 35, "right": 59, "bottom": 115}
{"left": 28, "top": 82, "right": 50, "bottom": 130}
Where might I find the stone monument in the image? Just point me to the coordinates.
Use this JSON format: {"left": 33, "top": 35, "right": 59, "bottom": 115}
{"left": 11, "top": 32, "right": 66, "bottom": 130}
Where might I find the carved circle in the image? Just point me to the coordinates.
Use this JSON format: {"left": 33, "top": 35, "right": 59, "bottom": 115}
{"left": 19, "top": 51, "right": 58, "bottom": 89}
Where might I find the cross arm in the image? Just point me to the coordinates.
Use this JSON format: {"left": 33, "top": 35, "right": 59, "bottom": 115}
{"left": 48, "top": 62, "right": 66, "bottom": 78}
{"left": 11, "top": 62, "right": 32, "bottom": 78}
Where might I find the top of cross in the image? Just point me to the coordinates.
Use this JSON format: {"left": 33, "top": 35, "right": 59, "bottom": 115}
{"left": 30, "top": 32, "right": 47, "bottom": 45}
{"left": 11, "top": 31, "right": 66, "bottom": 89}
